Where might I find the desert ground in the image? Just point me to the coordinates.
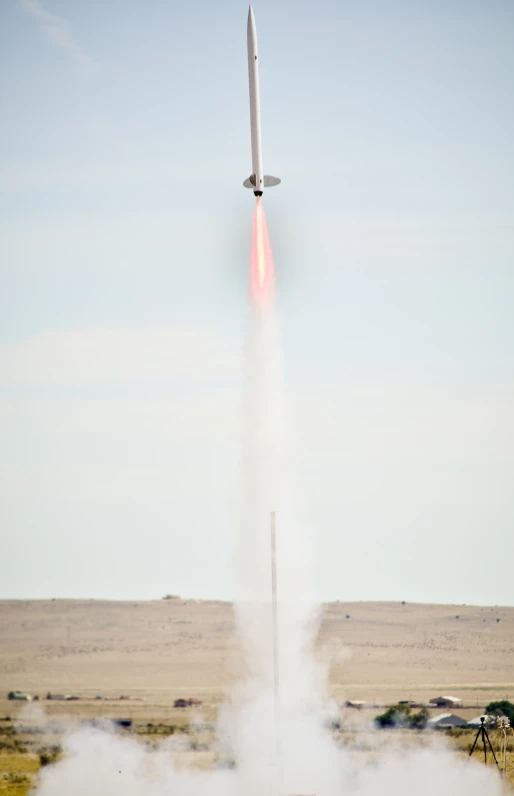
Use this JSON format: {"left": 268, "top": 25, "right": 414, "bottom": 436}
{"left": 0, "top": 599, "right": 513, "bottom": 794}
{"left": 1, "top": 598, "right": 512, "bottom": 712}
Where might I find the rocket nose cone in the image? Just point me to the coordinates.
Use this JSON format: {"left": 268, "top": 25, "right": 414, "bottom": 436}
{"left": 247, "top": 5, "right": 256, "bottom": 42}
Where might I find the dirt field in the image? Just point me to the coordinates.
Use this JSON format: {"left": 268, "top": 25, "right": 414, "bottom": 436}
{"left": 0, "top": 598, "right": 512, "bottom": 713}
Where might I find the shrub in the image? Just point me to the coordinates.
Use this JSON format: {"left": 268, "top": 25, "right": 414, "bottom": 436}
{"left": 375, "top": 704, "right": 411, "bottom": 728}
{"left": 6, "top": 773, "right": 29, "bottom": 784}
{"left": 485, "top": 700, "right": 514, "bottom": 725}
{"left": 410, "top": 707, "right": 429, "bottom": 730}
{"left": 375, "top": 704, "right": 428, "bottom": 730}
{"left": 39, "top": 747, "right": 61, "bottom": 766}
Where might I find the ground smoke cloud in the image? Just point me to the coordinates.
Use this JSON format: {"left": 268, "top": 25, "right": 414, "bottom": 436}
{"left": 32, "top": 208, "right": 504, "bottom": 795}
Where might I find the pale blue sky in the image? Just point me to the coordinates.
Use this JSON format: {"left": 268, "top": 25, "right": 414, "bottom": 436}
{"left": 1, "top": 0, "right": 513, "bottom": 605}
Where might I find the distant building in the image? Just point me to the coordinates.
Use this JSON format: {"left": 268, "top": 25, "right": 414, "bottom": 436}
{"left": 428, "top": 713, "right": 467, "bottom": 729}
{"left": 174, "top": 698, "right": 202, "bottom": 708}
{"left": 46, "top": 693, "right": 78, "bottom": 701}
{"left": 7, "top": 691, "right": 31, "bottom": 701}
{"left": 430, "top": 695, "right": 462, "bottom": 708}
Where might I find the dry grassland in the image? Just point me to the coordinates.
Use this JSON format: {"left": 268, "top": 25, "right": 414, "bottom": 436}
{"left": 1, "top": 598, "right": 512, "bottom": 708}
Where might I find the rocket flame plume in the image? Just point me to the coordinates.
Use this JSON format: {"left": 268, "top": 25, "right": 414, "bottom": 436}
{"left": 250, "top": 199, "right": 275, "bottom": 304}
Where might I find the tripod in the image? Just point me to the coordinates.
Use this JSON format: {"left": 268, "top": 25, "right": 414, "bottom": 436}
{"left": 469, "top": 716, "right": 499, "bottom": 769}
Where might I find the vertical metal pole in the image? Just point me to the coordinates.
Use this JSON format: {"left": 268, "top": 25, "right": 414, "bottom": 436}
{"left": 270, "top": 511, "right": 281, "bottom": 793}
{"left": 502, "top": 726, "right": 507, "bottom": 776}
{"left": 271, "top": 511, "right": 279, "bottom": 707}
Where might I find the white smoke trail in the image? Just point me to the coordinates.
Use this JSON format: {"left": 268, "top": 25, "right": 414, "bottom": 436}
{"left": 221, "top": 298, "right": 344, "bottom": 796}
{"left": 29, "top": 240, "right": 505, "bottom": 796}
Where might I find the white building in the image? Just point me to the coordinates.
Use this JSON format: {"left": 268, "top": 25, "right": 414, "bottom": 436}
{"left": 428, "top": 713, "right": 467, "bottom": 729}
{"left": 430, "top": 695, "right": 462, "bottom": 708}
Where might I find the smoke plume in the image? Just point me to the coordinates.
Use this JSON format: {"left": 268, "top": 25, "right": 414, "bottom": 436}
{"left": 31, "top": 203, "right": 504, "bottom": 795}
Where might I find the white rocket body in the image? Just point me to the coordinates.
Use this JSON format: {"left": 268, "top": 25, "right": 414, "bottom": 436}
{"left": 244, "top": 5, "right": 281, "bottom": 196}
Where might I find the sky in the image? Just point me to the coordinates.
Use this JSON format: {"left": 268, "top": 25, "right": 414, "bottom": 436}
{"left": 0, "top": 0, "right": 513, "bottom": 606}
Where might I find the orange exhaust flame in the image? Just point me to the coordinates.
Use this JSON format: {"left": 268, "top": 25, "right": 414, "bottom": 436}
{"left": 250, "top": 198, "right": 275, "bottom": 304}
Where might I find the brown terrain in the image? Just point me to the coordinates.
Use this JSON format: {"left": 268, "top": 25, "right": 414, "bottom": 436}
{"left": 1, "top": 599, "right": 513, "bottom": 794}
{"left": 0, "top": 598, "right": 512, "bottom": 723}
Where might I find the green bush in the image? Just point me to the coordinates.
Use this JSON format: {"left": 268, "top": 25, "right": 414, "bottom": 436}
{"left": 6, "top": 772, "right": 29, "bottom": 784}
{"left": 375, "top": 704, "right": 410, "bottom": 728}
{"left": 410, "top": 707, "right": 429, "bottom": 730}
{"left": 374, "top": 704, "right": 428, "bottom": 730}
{"left": 485, "top": 700, "right": 514, "bottom": 725}
{"left": 39, "top": 747, "right": 61, "bottom": 767}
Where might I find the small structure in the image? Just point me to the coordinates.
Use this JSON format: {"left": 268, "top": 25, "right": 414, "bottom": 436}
{"left": 428, "top": 713, "right": 467, "bottom": 729}
{"left": 173, "top": 697, "right": 202, "bottom": 708}
{"left": 430, "top": 695, "right": 462, "bottom": 708}
{"left": 344, "top": 700, "right": 367, "bottom": 710}
{"left": 7, "top": 691, "right": 31, "bottom": 701}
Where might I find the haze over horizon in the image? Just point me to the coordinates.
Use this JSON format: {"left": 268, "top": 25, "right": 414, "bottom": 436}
{"left": 1, "top": 0, "right": 513, "bottom": 607}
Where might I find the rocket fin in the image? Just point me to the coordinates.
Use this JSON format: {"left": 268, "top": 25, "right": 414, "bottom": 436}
{"left": 263, "top": 175, "right": 281, "bottom": 187}
{"left": 243, "top": 175, "right": 257, "bottom": 188}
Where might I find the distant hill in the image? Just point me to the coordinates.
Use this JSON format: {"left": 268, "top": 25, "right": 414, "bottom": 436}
{"left": 0, "top": 599, "right": 512, "bottom": 706}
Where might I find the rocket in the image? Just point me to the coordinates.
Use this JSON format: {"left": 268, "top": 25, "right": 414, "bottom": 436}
{"left": 244, "top": 5, "right": 281, "bottom": 197}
